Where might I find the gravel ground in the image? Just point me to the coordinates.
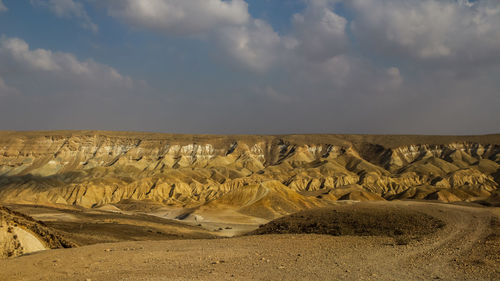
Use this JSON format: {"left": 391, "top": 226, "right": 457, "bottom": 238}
{"left": 0, "top": 201, "right": 498, "bottom": 281}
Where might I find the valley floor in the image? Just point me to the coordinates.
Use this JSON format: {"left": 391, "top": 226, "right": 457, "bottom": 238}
{"left": 0, "top": 201, "right": 498, "bottom": 281}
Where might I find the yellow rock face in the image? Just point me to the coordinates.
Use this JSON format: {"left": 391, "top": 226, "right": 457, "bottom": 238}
{"left": 0, "top": 131, "right": 498, "bottom": 212}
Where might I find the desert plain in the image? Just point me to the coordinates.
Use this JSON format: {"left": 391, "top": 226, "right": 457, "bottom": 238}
{"left": 0, "top": 131, "right": 499, "bottom": 280}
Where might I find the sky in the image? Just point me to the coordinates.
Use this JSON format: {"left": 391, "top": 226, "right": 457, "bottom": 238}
{"left": 0, "top": 0, "right": 499, "bottom": 135}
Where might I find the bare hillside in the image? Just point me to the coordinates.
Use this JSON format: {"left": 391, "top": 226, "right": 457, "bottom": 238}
{"left": 0, "top": 201, "right": 497, "bottom": 280}
{"left": 0, "top": 206, "right": 75, "bottom": 258}
{"left": 0, "top": 131, "right": 498, "bottom": 220}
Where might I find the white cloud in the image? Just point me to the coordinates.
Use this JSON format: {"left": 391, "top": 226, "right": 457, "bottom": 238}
{"left": 31, "top": 0, "right": 98, "bottom": 32}
{"left": 0, "top": 36, "right": 135, "bottom": 97}
{"left": 349, "top": 0, "right": 500, "bottom": 64}
{"left": 1, "top": 0, "right": 498, "bottom": 134}
{"left": 49, "top": 0, "right": 494, "bottom": 135}
{"left": 104, "top": 0, "right": 249, "bottom": 35}
{"left": 102, "top": 0, "right": 286, "bottom": 71}
{"left": 1, "top": 37, "right": 61, "bottom": 71}
{"left": 216, "top": 19, "right": 284, "bottom": 72}
{"left": 97, "top": 0, "right": 402, "bottom": 91}
{"left": 292, "top": 0, "right": 348, "bottom": 61}
{"left": 100, "top": 0, "right": 500, "bottom": 72}
{"left": 212, "top": 0, "right": 349, "bottom": 71}
{"left": 0, "top": 36, "right": 159, "bottom": 131}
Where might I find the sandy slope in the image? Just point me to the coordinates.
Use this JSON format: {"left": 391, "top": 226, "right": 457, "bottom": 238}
{"left": 4, "top": 204, "right": 216, "bottom": 246}
{"left": 10, "top": 227, "right": 46, "bottom": 253}
{"left": 0, "top": 201, "right": 498, "bottom": 281}
{"left": 0, "top": 206, "right": 76, "bottom": 258}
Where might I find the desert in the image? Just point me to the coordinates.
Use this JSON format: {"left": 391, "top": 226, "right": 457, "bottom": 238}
{"left": 2, "top": 0, "right": 500, "bottom": 279}
{"left": 0, "top": 131, "right": 498, "bottom": 280}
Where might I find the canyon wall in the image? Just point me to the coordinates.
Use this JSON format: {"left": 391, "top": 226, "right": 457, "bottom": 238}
{"left": 0, "top": 131, "right": 499, "bottom": 212}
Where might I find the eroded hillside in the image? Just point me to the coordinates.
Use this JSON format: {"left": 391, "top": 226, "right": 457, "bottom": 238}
{"left": 0, "top": 206, "right": 75, "bottom": 258}
{"left": 0, "top": 131, "right": 499, "bottom": 219}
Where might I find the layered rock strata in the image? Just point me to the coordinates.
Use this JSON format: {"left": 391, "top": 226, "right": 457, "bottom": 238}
{"left": 0, "top": 131, "right": 498, "bottom": 216}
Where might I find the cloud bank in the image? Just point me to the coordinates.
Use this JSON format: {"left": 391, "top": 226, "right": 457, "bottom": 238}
{"left": 349, "top": 0, "right": 500, "bottom": 66}
{"left": 104, "top": 0, "right": 249, "bottom": 35}
{"left": 0, "top": 36, "right": 157, "bottom": 130}
{"left": 0, "top": 36, "right": 132, "bottom": 91}
{"left": 1, "top": 0, "right": 499, "bottom": 134}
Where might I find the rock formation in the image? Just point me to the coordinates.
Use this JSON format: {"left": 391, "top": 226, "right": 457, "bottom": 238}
{"left": 0, "top": 206, "right": 75, "bottom": 257}
{"left": 0, "top": 131, "right": 499, "bottom": 216}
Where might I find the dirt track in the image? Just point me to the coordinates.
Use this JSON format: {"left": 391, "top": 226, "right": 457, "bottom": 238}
{"left": 0, "top": 201, "right": 498, "bottom": 281}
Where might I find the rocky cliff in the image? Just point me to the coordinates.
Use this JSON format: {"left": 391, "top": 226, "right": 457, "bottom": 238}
{"left": 0, "top": 131, "right": 499, "bottom": 214}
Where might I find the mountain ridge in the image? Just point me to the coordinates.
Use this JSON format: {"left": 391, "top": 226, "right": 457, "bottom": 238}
{"left": 0, "top": 131, "right": 499, "bottom": 218}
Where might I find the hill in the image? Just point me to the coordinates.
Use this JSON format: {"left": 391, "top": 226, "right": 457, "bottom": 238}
{"left": 0, "top": 131, "right": 498, "bottom": 220}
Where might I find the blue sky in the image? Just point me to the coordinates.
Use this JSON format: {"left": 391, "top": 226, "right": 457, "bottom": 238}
{"left": 0, "top": 0, "right": 499, "bottom": 134}
{"left": 0, "top": 1, "right": 304, "bottom": 79}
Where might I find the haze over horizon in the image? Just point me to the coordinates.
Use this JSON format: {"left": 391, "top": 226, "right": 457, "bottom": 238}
{"left": 1, "top": 0, "right": 499, "bottom": 135}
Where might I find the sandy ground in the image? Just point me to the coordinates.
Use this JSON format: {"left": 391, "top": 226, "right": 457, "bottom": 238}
{"left": 0, "top": 226, "right": 47, "bottom": 257}
{"left": 11, "top": 227, "right": 46, "bottom": 254}
{"left": 149, "top": 207, "right": 268, "bottom": 237}
{"left": 4, "top": 204, "right": 217, "bottom": 246}
{"left": 0, "top": 201, "right": 498, "bottom": 281}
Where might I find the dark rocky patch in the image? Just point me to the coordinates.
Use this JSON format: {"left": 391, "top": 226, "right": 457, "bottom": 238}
{"left": 250, "top": 203, "right": 445, "bottom": 240}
